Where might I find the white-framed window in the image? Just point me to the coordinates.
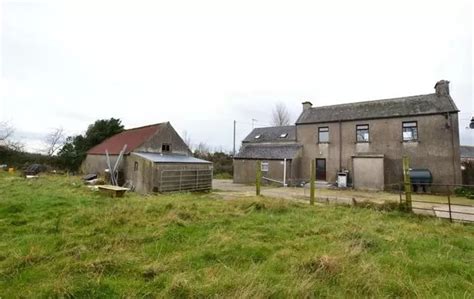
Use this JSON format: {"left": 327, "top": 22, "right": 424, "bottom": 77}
{"left": 402, "top": 121, "right": 418, "bottom": 142}
{"left": 356, "top": 124, "right": 370, "bottom": 142}
{"left": 318, "top": 127, "right": 329, "bottom": 143}
{"left": 255, "top": 134, "right": 261, "bottom": 139}
{"left": 261, "top": 161, "right": 269, "bottom": 172}
{"left": 280, "top": 133, "right": 288, "bottom": 138}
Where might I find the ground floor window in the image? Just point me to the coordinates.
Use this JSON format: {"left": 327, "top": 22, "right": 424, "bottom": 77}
{"left": 261, "top": 161, "right": 269, "bottom": 172}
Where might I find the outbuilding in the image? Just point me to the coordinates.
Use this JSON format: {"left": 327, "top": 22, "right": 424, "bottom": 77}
{"left": 81, "top": 122, "right": 212, "bottom": 193}
{"left": 233, "top": 126, "right": 303, "bottom": 185}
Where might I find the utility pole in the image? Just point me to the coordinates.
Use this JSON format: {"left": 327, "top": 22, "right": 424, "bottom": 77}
{"left": 233, "top": 120, "right": 236, "bottom": 156}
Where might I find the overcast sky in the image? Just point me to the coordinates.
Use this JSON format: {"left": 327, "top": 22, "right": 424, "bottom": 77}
{"left": 1, "top": 0, "right": 473, "bottom": 152}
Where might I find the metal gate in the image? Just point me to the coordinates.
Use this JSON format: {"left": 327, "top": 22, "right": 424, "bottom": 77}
{"left": 158, "top": 169, "right": 212, "bottom": 192}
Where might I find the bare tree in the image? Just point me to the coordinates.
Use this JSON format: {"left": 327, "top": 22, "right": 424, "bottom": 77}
{"left": 0, "top": 121, "right": 24, "bottom": 150}
{"left": 182, "top": 130, "right": 192, "bottom": 149}
{"left": 6, "top": 141, "right": 25, "bottom": 152}
{"left": 271, "top": 102, "right": 291, "bottom": 126}
{"left": 195, "top": 142, "right": 211, "bottom": 155}
{"left": 0, "top": 121, "right": 14, "bottom": 142}
{"left": 43, "top": 127, "right": 66, "bottom": 156}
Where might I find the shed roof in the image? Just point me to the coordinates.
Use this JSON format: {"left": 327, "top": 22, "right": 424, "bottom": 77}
{"left": 87, "top": 123, "right": 166, "bottom": 155}
{"left": 242, "top": 126, "right": 296, "bottom": 143}
{"left": 296, "top": 94, "right": 459, "bottom": 124}
{"left": 461, "top": 146, "right": 474, "bottom": 159}
{"left": 235, "top": 143, "right": 302, "bottom": 160}
{"left": 133, "top": 152, "right": 212, "bottom": 164}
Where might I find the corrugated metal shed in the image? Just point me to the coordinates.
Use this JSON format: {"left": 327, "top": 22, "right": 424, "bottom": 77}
{"left": 132, "top": 152, "right": 212, "bottom": 164}
{"left": 296, "top": 94, "right": 459, "bottom": 124}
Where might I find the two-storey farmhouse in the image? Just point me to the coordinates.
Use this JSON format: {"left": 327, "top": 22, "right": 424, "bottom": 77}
{"left": 82, "top": 122, "right": 212, "bottom": 193}
{"left": 234, "top": 80, "right": 462, "bottom": 190}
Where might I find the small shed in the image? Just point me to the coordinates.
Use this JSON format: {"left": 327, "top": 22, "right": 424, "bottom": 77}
{"left": 129, "top": 152, "right": 213, "bottom": 193}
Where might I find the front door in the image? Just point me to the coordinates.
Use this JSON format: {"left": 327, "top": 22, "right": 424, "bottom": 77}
{"left": 316, "top": 159, "right": 326, "bottom": 181}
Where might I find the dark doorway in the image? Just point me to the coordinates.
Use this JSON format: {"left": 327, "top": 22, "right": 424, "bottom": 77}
{"left": 316, "top": 159, "right": 326, "bottom": 181}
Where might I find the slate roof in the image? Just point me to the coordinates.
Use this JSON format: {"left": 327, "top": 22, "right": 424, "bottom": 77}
{"left": 87, "top": 123, "right": 166, "bottom": 155}
{"left": 242, "top": 126, "right": 296, "bottom": 143}
{"left": 460, "top": 146, "right": 474, "bottom": 159}
{"left": 132, "top": 152, "right": 212, "bottom": 164}
{"left": 235, "top": 143, "right": 302, "bottom": 160}
{"left": 296, "top": 93, "right": 459, "bottom": 124}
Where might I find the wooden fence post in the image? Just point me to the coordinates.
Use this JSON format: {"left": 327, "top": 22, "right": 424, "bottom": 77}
{"left": 310, "top": 159, "right": 315, "bottom": 205}
{"left": 256, "top": 161, "right": 261, "bottom": 196}
{"left": 402, "top": 156, "right": 412, "bottom": 211}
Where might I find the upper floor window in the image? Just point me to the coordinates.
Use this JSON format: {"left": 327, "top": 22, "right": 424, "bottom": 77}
{"left": 318, "top": 127, "right": 329, "bottom": 143}
{"left": 280, "top": 133, "right": 288, "bottom": 138}
{"left": 134, "top": 161, "right": 139, "bottom": 171}
{"left": 254, "top": 134, "right": 261, "bottom": 139}
{"left": 162, "top": 143, "right": 171, "bottom": 152}
{"left": 356, "top": 124, "right": 369, "bottom": 142}
{"left": 402, "top": 121, "right": 418, "bottom": 142}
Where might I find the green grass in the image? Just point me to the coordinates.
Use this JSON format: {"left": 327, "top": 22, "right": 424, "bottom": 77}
{"left": 0, "top": 173, "right": 473, "bottom": 298}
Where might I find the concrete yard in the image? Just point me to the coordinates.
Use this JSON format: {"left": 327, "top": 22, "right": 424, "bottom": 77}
{"left": 213, "top": 179, "right": 474, "bottom": 222}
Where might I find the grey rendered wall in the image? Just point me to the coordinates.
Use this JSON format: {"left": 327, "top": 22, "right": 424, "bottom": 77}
{"left": 81, "top": 154, "right": 119, "bottom": 175}
{"left": 124, "top": 154, "right": 154, "bottom": 194}
{"left": 233, "top": 159, "right": 293, "bottom": 185}
{"left": 296, "top": 113, "right": 462, "bottom": 187}
{"left": 136, "top": 122, "right": 191, "bottom": 155}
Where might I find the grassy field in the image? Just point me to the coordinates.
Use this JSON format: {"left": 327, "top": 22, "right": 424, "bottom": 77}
{"left": 0, "top": 173, "right": 473, "bottom": 298}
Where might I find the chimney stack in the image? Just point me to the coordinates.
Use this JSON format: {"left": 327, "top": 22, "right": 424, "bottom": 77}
{"left": 302, "top": 101, "right": 313, "bottom": 111}
{"left": 434, "top": 80, "right": 450, "bottom": 96}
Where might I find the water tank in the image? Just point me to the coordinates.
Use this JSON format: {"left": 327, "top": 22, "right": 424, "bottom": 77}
{"left": 409, "top": 169, "right": 432, "bottom": 192}
{"left": 409, "top": 169, "right": 433, "bottom": 184}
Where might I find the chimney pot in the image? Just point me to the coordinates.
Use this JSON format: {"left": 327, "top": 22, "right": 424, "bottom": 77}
{"left": 302, "top": 101, "right": 313, "bottom": 111}
{"left": 434, "top": 80, "right": 450, "bottom": 96}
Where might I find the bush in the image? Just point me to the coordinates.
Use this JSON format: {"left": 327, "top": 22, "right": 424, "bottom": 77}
{"left": 454, "top": 186, "right": 474, "bottom": 199}
{"left": 194, "top": 151, "right": 233, "bottom": 178}
{"left": 0, "top": 146, "right": 60, "bottom": 169}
